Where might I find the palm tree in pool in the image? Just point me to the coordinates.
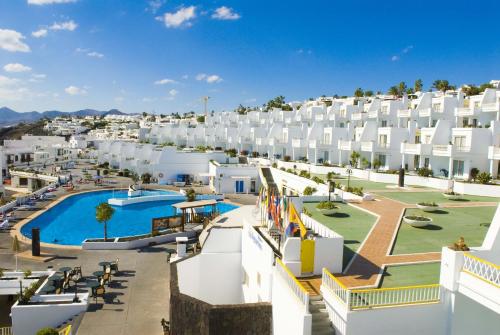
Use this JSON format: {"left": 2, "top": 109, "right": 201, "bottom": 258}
{"left": 96, "top": 202, "right": 115, "bottom": 241}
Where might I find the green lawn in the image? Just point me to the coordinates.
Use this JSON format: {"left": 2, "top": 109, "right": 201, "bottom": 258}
{"left": 311, "top": 174, "right": 395, "bottom": 191}
{"left": 391, "top": 206, "right": 495, "bottom": 254}
{"left": 380, "top": 262, "right": 441, "bottom": 288}
{"left": 376, "top": 191, "right": 499, "bottom": 204}
{"left": 303, "top": 201, "right": 377, "bottom": 268}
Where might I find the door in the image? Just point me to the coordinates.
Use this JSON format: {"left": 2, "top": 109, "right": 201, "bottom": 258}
{"left": 301, "top": 239, "right": 315, "bottom": 274}
{"left": 250, "top": 180, "right": 256, "bottom": 193}
{"left": 235, "top": 180, "right": 244, "bottom": 193}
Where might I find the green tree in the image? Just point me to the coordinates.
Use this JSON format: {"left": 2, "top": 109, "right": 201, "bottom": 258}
{"left": 36, "top": 328, "right": 59, "bottom": 335}
{"left": 95, "top": 202, "right": 115, "bottom": 241}
{"left": 141, "top": 173, "right": 152, "bottom": 184}
{"left": 196, "top": 115, "right": 205, "bottom": 123}
{"left": 354, "top": 88, "right": 364, "bottom": 98}
{"left": 398, "top": 82, "right": 407, "bottom": 96}
{"left": 432, "top": 80, "right": 454, "bottom": 93}
{"left": 185, "top": 188, "right": 197, "bottom": 202}
{"left": 350, "top": 151, "right": 361, "bottom": 168}
{"left": 364, "top": 90, "right": 374, "bottom": 97}
{"left": 414, "top": 79, "right": 423, "bottom": 92}
{"left": 388, "top": 86, "right": 399, "bottom": 96}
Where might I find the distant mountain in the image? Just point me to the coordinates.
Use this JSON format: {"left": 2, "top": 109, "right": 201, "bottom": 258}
{"left": 0, "top": 107, "right": 126, "bottom": 126}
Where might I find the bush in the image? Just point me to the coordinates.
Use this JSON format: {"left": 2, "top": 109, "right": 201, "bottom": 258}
{"left": 240, "top": 150, "right": 249, "bottom": 156}
{"left": 316, "top": 201, "right": 338, "bottom": 210}
{"left": 225, "top": 148, "right": 237, "bottom": 157}
{"left": 417, "top": 167, "right": 433, "bottom": 177}
{"left": 299, "top": 170, "right": 310, "bottom": 178}
{"left": 37, "top": 328, "right": 59, "bottom": 335}
{"left": 252, "top": 151, "right": 259, "bottom": 158}
{"left": 185, "top": 188, "right": 196, "bottom": 202}
{"left": 303, "top": 186, "right": 316, "bottom": 195}
{"left": 312, "top": 176, "right": 324, "bottom": 184}
{"left": 272, "top": 162, "right": 278, "bottom": 168}
{"left": 141, "top": 173, "right": 152, "bottom": 184}
{"left": 117, "top": 171, "right": 124, "bottom": 177}
{"left": 418, "top": 202, "right": 438, "bottom": 207}
{"left": 449, "top": 237, "right": 470, "bottom": 251}
{"left": 283, "top": 155, "right": 291, "bottom": 162}
{"left": 476, "top": 172, "right": 492, "bottom": 184}
{"left": 286, "top": 168, "right": 294, "bottom": 174}
{"left": 346, "top": 186, "right": 364, "bottom": 196}
{"left": 469, "top": 167, "right": 479, "bottom": 182}
{"left": 103, "top": 169, "right": 109, "bottom": 176}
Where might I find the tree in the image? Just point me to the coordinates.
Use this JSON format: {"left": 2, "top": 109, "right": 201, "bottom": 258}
{"left": 414, "top": 79, "right": 423, "bottom": 92}
{"left": 12, "top": 235, "right": 20, "bottom": 271}
{"left": 36, "top": 328, "right": 59, "bottom": 335}
{"left": 398, "top": 82, "right": 407, "bottom": 96}
{"left": 388, "top": 86, "right": 399, "bottom": 97}
{"left": 476, "top": 172, "right": 492, "bottom": 184}
{"left": 354, "top": 88, "right": 364, "bottom": 98}
{"left": 95, "top": 203, "right": 115, "bottom": 241}
{"left": 185, "top": 188, "right": 196, "bottom": 202}
{"left": 432, "top": 80, "right": 454, "bottom": 93}
{"left": 406, "top": 88, "right": 415, "bottom": 95}
{"left": 141, "top": 173, "right": 152, "bottom": 184}
{"left": 364, "top": 90, "right": 374, "bottom": 97}
{"left": 196, "top": 115, "right": 205, "bottom": 123}
{"left": 462, "top": 83, "right": 495, "bottom": 96}
{"left": 350, "top": 151, "right": 361, "bottom": 168}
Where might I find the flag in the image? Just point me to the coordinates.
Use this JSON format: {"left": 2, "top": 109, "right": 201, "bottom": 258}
{"left": 289, "top": 202, "right": 307, "bottom": 239}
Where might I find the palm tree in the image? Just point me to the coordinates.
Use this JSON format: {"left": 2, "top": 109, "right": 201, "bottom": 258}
{"left": 354, "top": 88, "right": 364, "bottom": 98}
{"left": 12, "top": 235, "right": 20, "bottom": 271}
{"left": 398, "top": 82, "right": 407, "bottom": 96}
{"left": 414, "top": 79, "right": 423, "bottom": 92}
{"left": 432, "top": 80, "right": 453, "bottom": 93}
{"left": 95, "top": 202, "right": 115, "bottom": 241}
{"left": 388, "top": 86, "right": 399, "bottom": 97}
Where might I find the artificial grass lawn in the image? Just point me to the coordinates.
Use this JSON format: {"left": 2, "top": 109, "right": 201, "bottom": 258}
{"left": 303, "top": 201, "right": 377, "bottom": 268}
{"left": 391, "top": 206, "right": 495, "bottom": 255}
{"left": 380, "top": 262, "right": 441, "bottom": 288}
{"left": 376, "top": 191, "right": 499, "bottom": 204}
{"left": 310, "top": 174, "right": 394, "bottom": 191}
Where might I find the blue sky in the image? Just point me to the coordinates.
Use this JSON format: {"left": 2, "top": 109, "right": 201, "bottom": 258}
{"left": 1, "top": 0, "right": 499, "bottom": 114}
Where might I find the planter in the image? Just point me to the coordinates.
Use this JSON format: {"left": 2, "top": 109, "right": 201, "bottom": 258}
{"left": 317, "top": 208, "right": 337, "bottom": 216}
{"left": 416, "top": 204, "right": 439, "bottom": 212}
{"left": 403, "top": 215, "right": 433, "bottom": 228}
{"left": 442, "top": 193, "right": 462, "bottom": 200}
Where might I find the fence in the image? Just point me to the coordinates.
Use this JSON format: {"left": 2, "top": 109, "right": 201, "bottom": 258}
{"left": 322, "top": 268, "right": 440, "bottom": 310}
{"left": 301, "top": 214, "right": 342, "bottom": 239}
{"left": 0, "top": 327, "right": 12, "bottom": 335}
{"left": 275, "top": 258, "right": 309, "bottom": 311}
{"left": 462, "top": 253, "right": 500, "bottom": 287}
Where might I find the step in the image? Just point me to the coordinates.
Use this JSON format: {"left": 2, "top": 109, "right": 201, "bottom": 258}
{"left": 309, "top": 295, "right": 323, "bottom": 302}
{"left": 312, "top": 323, "right": 335, "bottom": 334}
{"left": 312, "top": 315, "right": 331, "bottom": 324}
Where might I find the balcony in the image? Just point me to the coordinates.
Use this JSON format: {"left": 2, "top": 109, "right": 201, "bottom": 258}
{"left": 351, "top": 112, "right": 366, "bottom": 121}
{"left": 481, "top": 103, "right": 500, "bottom": 113}
{"left": 401, "top": 143, "right": 432, "bottom": 155}
{"left": 454, "top": 107, "right": 478, "bottom": 117}
{"left": 255, "top": 138, "right": 268, "bottom": 146}
{"left": 308, "top": 139, "right": 329, "bottom": 149}
{"left": 432, "top": 144, "right": 471, "bottom": 156}
{"left": 360, "top": 141, "right": 373, "bottom": 152}
{"left": 368, "top": 110, "right": 379, "bottom": 118}
{"left": 292, "top": 138, "right": 307, "bottom": 148}
{"left": 488, "top": 146, "right": 500, "bottom": 160}
{"left": 418, "top": 107, "right": 432, "bottom": 117}
{"left": 397, "top": 109, "right": 411, "bottom": 118}
{"left": 338, "top": 140, "right": 354, "bottom": 151}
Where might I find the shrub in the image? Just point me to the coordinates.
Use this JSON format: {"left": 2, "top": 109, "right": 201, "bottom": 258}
{"left": 103, "top": 169, "right": 109, "bottom": 176}
{"left": 303, "top": 186, "right": 316, "bottom": 195}
{"left": 23, "top": 269, "right": 32, "bottom": 278}
{"left": 449, "top": 237, "right": 470, "bottom": 251}
{"left": 346, "top": 186, "right": 364, "bottom": 196}
{"left": 418, "top": 202, "right": 438, "bottom": 206}
{"left": 225, "top": 148, "right": 237, "bottom": 157}
{"left": 117, "top": 171, "right": 124, "bottom": 177}
{"left": 302, "top": 207, "right": 312, "bottom": 217}
{"left": 299, "top": 170, "right": 310, "bottom": 178}
{"left": 476, "top": 172, "right": 492, "bottom": 184}
{"left": 280, "top": 167, "right": 286, "bottom": 171}
{"left": 417, "top": 167, "right": 433, "bottom": 177}
{"left": 469, "top": 167, "right": 479, "bottom": 182}
{"left": 36, "top": 328, "right": 59, "bottom": 335}
{"left": 312, "top": 176, "right": 324, "bottom": 184}
{"left": 284, "top": 155, "right": 291, "bottom": 162}
{"left": 240, "top": 150, "right": 249, "bottom": 156}
{"left": 404, "top": 215, "right": 431, "bottom": 221}
{"left": 316, "top": 201, "right": 338, "bottom": 210}
{"left": 286, "top": 169, "right": 294, "bottom": 174}
{"left": 141, "top": 173, "right": 152, "bottom": 184}
{"left": 252, "top": 151, "right": 259, "bottom": 158}
{"left": 350, "top": 151, "right": 360, "bottom": 167}
{"left": 272, "top": 162, "right": 278, "bottom": 168}
{"left": 326, "top": 171, "right": 338, "bottom": 180}
{"left": 185, "top": 188, "right": 196, "bottom": 202}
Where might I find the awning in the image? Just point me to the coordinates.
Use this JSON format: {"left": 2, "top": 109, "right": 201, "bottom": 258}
{"left": 172, "top": 199, "right": 217, "bottom": 210}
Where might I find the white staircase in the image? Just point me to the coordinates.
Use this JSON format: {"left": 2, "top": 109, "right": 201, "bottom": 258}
{"left": 310, "top": 295, "right": 335, "bottom": 335}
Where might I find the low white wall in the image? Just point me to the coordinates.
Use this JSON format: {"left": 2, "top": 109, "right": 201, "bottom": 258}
{"left": 82, "top": 231, "right": 196, "bottom": 250}
{"left": 272, "top": 268, "right": 312, "bottom": 335}
{"left": 450, "top": 290, "right": 500, "bottom": 335}
{"left": 11, "top": 293, "right": 89, "bottom": 335}
{"left": 453, "top": 181, "right": 500, "bottom": 198}
{"left": 405, "top": 175, "right": 452, "bottom": 190}
{"left": 314, "top": 237, "right": 343, "bottom": 274}
{"left": 282, "top": 237, "right": 301, "bottom": 276}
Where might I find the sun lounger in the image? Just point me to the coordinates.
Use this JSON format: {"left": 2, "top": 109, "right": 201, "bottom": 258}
{"left": 0, "top": 219, "right": 10, "bottom": 230}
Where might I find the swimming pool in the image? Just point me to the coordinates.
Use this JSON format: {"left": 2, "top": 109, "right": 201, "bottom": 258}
{"left": 21, "top": 190, "right": 238, "bottom": 246}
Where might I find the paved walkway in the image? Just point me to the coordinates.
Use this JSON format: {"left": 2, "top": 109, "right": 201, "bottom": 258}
{"left": 336, "top": 198, "right": 441, "bottom": 288}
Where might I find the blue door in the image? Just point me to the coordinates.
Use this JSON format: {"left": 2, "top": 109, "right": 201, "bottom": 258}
{"left": 235, "top": 180, "right": 244, "bottom": 193}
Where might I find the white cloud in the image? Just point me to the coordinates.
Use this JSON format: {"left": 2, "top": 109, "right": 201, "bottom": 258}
{"left": 169, "top": 89, "right": 179, "bottom": 96}
{"left": 50, "top": 20, "right": 78, "bottom": 31}
{"left": 87, "top": 51, "right": 104, "bottom": 58}
{"left": 212, "top": 6, "right": 240, "bottom": 20}
{"left": 29, "top": 73, "right": 47, "bottom": 82}
{"left": 391, "top": 55, "right": 400, "bottom": 61}
{"left": 154, "top": 78, "right": 177, "bottom": 85}
{"left": 32, "top": 28, "right": 48, "bottom": 38}
{"left": 3, "top": 63, "right": 32, "bottom": 73}
{"left": 244, "top": 98, "right": 257, "bottom": 103}
{"left": 28, "top": 0, "right": 77, "bottom": 4}
{"left": 146, "top": 0, "right": 165, "bottom": 14}
{"left": 160, "top": 6, "right": 196, "bottom": 28}
{"left": 391, "top": 45, "right": 413, "bottom": 61}
{"left": 0, "top": 75, "right": 20, "bottom": 87}
{"left": 65, "top": 85, "right": 87, "bottom": 95}
{"left": 33, "top": 73, "right": 46, "bottom": 79}
{"left": 402, "top": 45, "right": 414, "bottom": 53}
{"left": 196, "top": 73, "right": 223, "bottom": 83}
{"left": 181, "top": 74, "right": 189, "bottom": 80}
{"left": 0, "top": 29, "right": 31, "bottom": 52}
{"left": 114, "top": 96, "right": 124, "bottom": 103}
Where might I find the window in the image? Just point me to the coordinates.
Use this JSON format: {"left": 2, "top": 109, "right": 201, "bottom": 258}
{"left": 381, "top": 106, "right": 388, "bottom": 114}
{"left": 243, "top": 269, "right": 249, "bottom": 286}
{"left": 453, "top": 160, "right": 465, "bottom": 177}
{"left": 415, "top": 135, "right": 421, "bottom": 144}
{"left": 324, "top": 133, "right": 331, "bottom": 144}
{"left": 381, "top": 120, "right": 387, "bottom": 127}
{"left": 379, "top": 134, "right": 388, "bottom": 147}
{"left": 453, "top": 136, "right": 467, "bottom": 148}
{"left": 378, "top": 154, "right": 386, "bottom": 167}
{"left": 432, "top": 103, "right": 441, "bottom": 112}
{"left": 424, "top": 158, "right": 430, "bottom": 168}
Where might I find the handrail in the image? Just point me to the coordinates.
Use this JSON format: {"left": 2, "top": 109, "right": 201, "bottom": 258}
{"left": 275, "top": 258, "right": 309, "bottom": 311}
{"left": 321, "top": 268, "right": 440, "bottom": 310}
{"left": 58, "top": 325, "right": 72, "bottom": 335}
{"left": 322, "top": 268, "right": 349, "bottom": 305}
{"left": 462, "top": 253, "right": 500, "bottom": 288}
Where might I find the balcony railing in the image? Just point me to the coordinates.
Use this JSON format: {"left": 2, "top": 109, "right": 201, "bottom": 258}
{"left": 0, "top": 327, "right": 12, "bottom": 335}
{"left": 418, "top": 108, "right": 432, "bottom": 117}
{"left": 455, "top": 107, "right": 476, "bottom": 117}
{"left": 338, "top": 140, "right": 352, "bottom": 150}
{"left": 276, "top": 258, "right": 310, "bottom": 311}
{"left": 481, "top": 103, "right": 500, "bottom": 112}
{"left": 361, "top": 141, "right": 373, "bottom": 152}
{"left": 397, "top": 109, "right": 411, "bottom": 118}
{"left": 462, "top": 253, "right": 500, "bottom": 287}
{"left": 488, "top": 146, "right": 500, "bottom": 159}
{"left": 322, "top": 269, "right": 441, "bottom": 311}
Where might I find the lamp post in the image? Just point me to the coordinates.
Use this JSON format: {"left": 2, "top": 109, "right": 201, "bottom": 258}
{"left": 328, "top": 180, "right": 335, "bottom": 202}
{"left": 346, "top": 167, "right": 353, "bottom": 189}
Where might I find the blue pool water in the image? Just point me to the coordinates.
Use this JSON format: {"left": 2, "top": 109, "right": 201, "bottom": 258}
{"left": 21, "top": 190, "right": 238, "bottom": 246}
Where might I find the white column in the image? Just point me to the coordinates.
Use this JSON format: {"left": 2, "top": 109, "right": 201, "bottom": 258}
{"left": 448, "top": 157, "right": 454, "bottom": 179}
{"left": 489, "top": 159, "right": 494, "bottom": 176}
{"left": 401, "top": 153, "right": 406, "bottom": 170}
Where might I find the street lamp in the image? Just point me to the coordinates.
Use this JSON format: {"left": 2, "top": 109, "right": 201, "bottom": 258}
{"left": 328, "top": 180, "right": 335, "bottom": 202}
{"left": 346, "top": 167, "right": 353, "bottom": 189}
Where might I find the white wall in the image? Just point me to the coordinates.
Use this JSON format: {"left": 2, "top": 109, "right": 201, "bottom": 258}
{"left": 450, "top": 292, "right": 500, "bottom": 335}
{"left": 453, "top": 181, "right": 500, "bottom": 198}
{"left": 272, "top": 268, "right": 312, "bottom": 335}
{"left": 241, "top": 225, "right": 275, "bottom": 303}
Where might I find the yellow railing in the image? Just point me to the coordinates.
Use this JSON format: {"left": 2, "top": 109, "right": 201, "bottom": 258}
{"left": 275, "top": 258, "right": 310, "bottom": 311}
{"left": 462, "top": 253, "right": 500, "bottom": 288}
{"left": 321, "top": 269, "right": 440, "bottom": 310}
{"left": 58, "top": 325, "right": 72, "bottom": 335}
{"left": 322, "top": 268, "right": 349, "bottom": 304}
